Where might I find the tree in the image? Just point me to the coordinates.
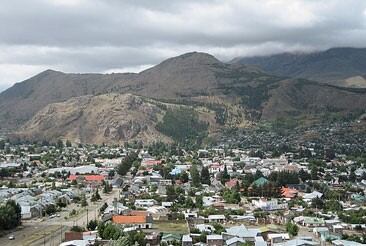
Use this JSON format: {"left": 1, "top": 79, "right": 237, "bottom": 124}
{"left": 190, "top": 165, "right": 201, "bottom": 187}
{"left": 103, "top": 181, "right": 112, "bottom": 193}
{"left": 128, "top": 230, "right": 146, "bottom": 245}
{"left": 56, "top": 139, "right": 64, "bottom": 149}
{"left": 45, "top": 204, "right": 57, "bottom": 215}
{"left": 220, "top": 165, "right": 230, "bottom": 185}
{"left": 223, "top": 189, "right": 241, "bottom": 204}
{"left": 71, "top": 225, "right": 85, "bottom": 232}
{"left": 0, "top": 139, "right": 5, "bottom": 150}
{"left": 166, "top": 186, "right": 178, "bottom": 202}
{"left": 254, "top": 170, "right": 264, "bottom": 180}
{"left": 185, "top": 197, "right": 195, "bottom": 209}
{"left": 286, "top": 222, "right": 299, "bottom": 237}
{"left": 87, "top": 219, "right": 98, "bottom": 231}
{"left": 0, "top": 200, "right": 22, "bottom": 231}
{"left": 91, "top": 189, "right": 101, "bottom": 202}
{"left": 66, "top": 140, "right": 72, "bottom": 147}
{"left": 180, "top": 171, "right": 189, "bottom": 183}
{"left": 56, "top": 199, "right": 67, "bottom": 208}
{"left": 325, "top": 200, "right": 343, "bottom": 212}
{"left": 311, "top": 167, "right": 319, "bottom": 180}
{"left": 195, "top": 195, "right": 203, "bottom": 208}
{"left": 201, "top": 166, "right": 211, "bottom": 185}
{"left": 213, "top": 222, "right": 225, "bottom": 234}
{"left": 100, "top": 223, "right": 121, "bottom": 240}
{"left": 108, "top": 170, "right": 115, "bottom": 178}
{"left": 349, "top": 170, "right": 356, "bottom": 182}
{"left": 81, "top": 194, "right": 88, "bottom": 207}
{"left": 268, "top": 171, "right": 299, "bottom": 186}
{"left": 311, "top": 197, "right": 324, "bottom": 209}
{"left": 116, "top": 152, "right": 139, "bottom": 176}
{"left": 111, "top": 236, "right": 130, "bottom": 246}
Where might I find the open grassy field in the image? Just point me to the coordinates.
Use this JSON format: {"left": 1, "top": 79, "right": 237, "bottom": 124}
{"left": 152, "top": 220, "right": 189, "bottom": 234}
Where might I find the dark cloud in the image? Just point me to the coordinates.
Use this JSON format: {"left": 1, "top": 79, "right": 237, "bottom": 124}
{"left": 0, "top": 0, "right": 366, "bottom": 90}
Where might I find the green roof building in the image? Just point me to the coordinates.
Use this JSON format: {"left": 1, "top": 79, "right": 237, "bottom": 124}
{"left": 252, "top": 177, "right": 269, "bottom": 187}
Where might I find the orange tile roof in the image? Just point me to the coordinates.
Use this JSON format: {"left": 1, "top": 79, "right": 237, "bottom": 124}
{"left": 112, "top": 215, "right": 146, "bottom": 224}
{"left": 84, "top": 175, "right": 104, "bottom": 182}
{"left": 68, "top": 175, "right": 77, "bottom": 181}
{"left": 281, "top": 187, "right": 298, "bottom": 198}
{"left": 68, "top": 175, "right": 104, "bottom": 182}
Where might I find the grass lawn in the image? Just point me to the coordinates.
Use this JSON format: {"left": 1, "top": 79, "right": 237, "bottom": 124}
{"left": 152, "top": 220, "right": 188, "bottom": 234}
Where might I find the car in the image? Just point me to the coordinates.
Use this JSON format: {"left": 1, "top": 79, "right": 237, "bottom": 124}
{"left": 8, "top": 235, "right": 15, "bottom": 240}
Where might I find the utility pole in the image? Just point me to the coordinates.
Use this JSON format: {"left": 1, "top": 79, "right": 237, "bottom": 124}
{"left": 86, "top": 209, "right": 89, "bottom": 226}
{"left": 60, "top": 223, "right": 62, "bottom": 243}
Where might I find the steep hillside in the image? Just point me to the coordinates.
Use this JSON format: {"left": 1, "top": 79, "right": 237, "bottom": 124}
{"left": 0, "top": 52, "right": 267, "bottom": 129}
{"left": 233, "top": 47, "right": 366, "bottom": 87}
{"left": 0, "top": 70, "right": 137, "bottom": 129}
{"left": 261, "top": 80, "right": 366, "bottom": 119}
{"left": 15, "top": 93, "right": 224, "bottom": 144}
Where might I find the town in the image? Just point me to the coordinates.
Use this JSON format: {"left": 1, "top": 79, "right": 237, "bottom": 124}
{"left": 0, "top": 118, "right": 365, "bottom": 246}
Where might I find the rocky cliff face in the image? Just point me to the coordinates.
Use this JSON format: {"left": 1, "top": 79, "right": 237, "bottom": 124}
{"left": 16, "top": 94, "right": 169, "bottom": 144}
{"left": 15, "top": 93, "right": 225, "bottom": 144}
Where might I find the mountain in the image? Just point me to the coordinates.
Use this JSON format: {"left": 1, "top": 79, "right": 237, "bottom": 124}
{"left": 0, "top": 70, "right": 136, "bottom": 130}
{"left": 233, "top": 47, "right": 366, "bottom": 87}
{"left": 0, "top": 52, "right": 265, "bottom": 130}
{"left": 1, "top": 51, "right": 366, "bottom": 143}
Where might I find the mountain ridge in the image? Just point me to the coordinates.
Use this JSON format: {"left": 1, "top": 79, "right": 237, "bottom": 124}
{"left": 1, "top": 50, "right": 366, "bottom": 143}
{"left": 233, "top": 47, "right": 366, "bottom": 87}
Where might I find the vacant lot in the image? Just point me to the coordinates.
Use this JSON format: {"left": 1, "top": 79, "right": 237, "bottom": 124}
{"left": 152, "top": 220, "right": 188, "bottom": 234}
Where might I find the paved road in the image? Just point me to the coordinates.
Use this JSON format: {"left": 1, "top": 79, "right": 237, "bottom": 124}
{"left": 0, "top": 189, "right": 119, "bottom": 246}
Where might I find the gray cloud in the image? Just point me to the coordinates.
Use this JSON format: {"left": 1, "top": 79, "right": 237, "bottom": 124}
{"left": 0, "top": 0, "right": 366, "bottom": 91}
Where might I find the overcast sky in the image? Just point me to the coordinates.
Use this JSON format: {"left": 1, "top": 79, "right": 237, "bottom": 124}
{"left": 0, "top": 0, "right": 366, "bottom": 91}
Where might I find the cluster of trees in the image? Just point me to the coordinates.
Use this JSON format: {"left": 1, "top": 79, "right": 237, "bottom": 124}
{"left": 222, "top": 188, "right": 241, "bottom": 204}
{"left": 311, "top": 197, "right": 343, "bottom": 212}
{"left": 147, "top": 142, "right": 184, "bottom": 158}
{"left": 116, "top": 152, "right": 140, "bottom": 176}
{"left": 286, "top": 222, "right": 299, "bottom": 237}
{"left": 91, "top": 189, "right": 101, "bottom": 202}
{"left": 166, "top": 186, "right": 203, "bottom": 209}
{"left": 156, "top": 108, "right": 208, "bottom": 145}
{"left": 268, "top": 171, "right": 299, "bottom": 186}
{"left": 103, "top": 181, "right": 113, "bottom": 193}
{"left": 220, "top": 165, "right": 230, "bottom": 185}
{"left": 189, "top": 165, "right": 211, "bottom": 188}
{"left": 87, "top": 219, "right": 98, "bottom": 231}
{"left": 342, "top": 233, "right": 366, "bottom": 244}
{"left": 98, "top": 222, "right": 145, "bottom": 245}
{"left": 0, "top": 167, "right": 18, "bottom": 178}
{"left": 339, "top": 209, "right": 366, "bottom": 224}
{"left": 0, "top": 200, "right": 22, "bottom": 231}
{"left": 246, "top": 183, "right": 281, "bottom": 198}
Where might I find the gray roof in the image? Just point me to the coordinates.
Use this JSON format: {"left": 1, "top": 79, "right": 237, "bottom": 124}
{"left": 275, "top": 239, "right": 319, "bottom": 246}
{"left": 207, "top": 235, "right": 223, "bottom": 240}
{"left": 182, "top": 235, "right": 193, "bottom": 242}
{"left": 226, "top": 225, "right": 260, "bottom": 238}
{"left": 226, "top": 237, "right": 245, "bottom": 245}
